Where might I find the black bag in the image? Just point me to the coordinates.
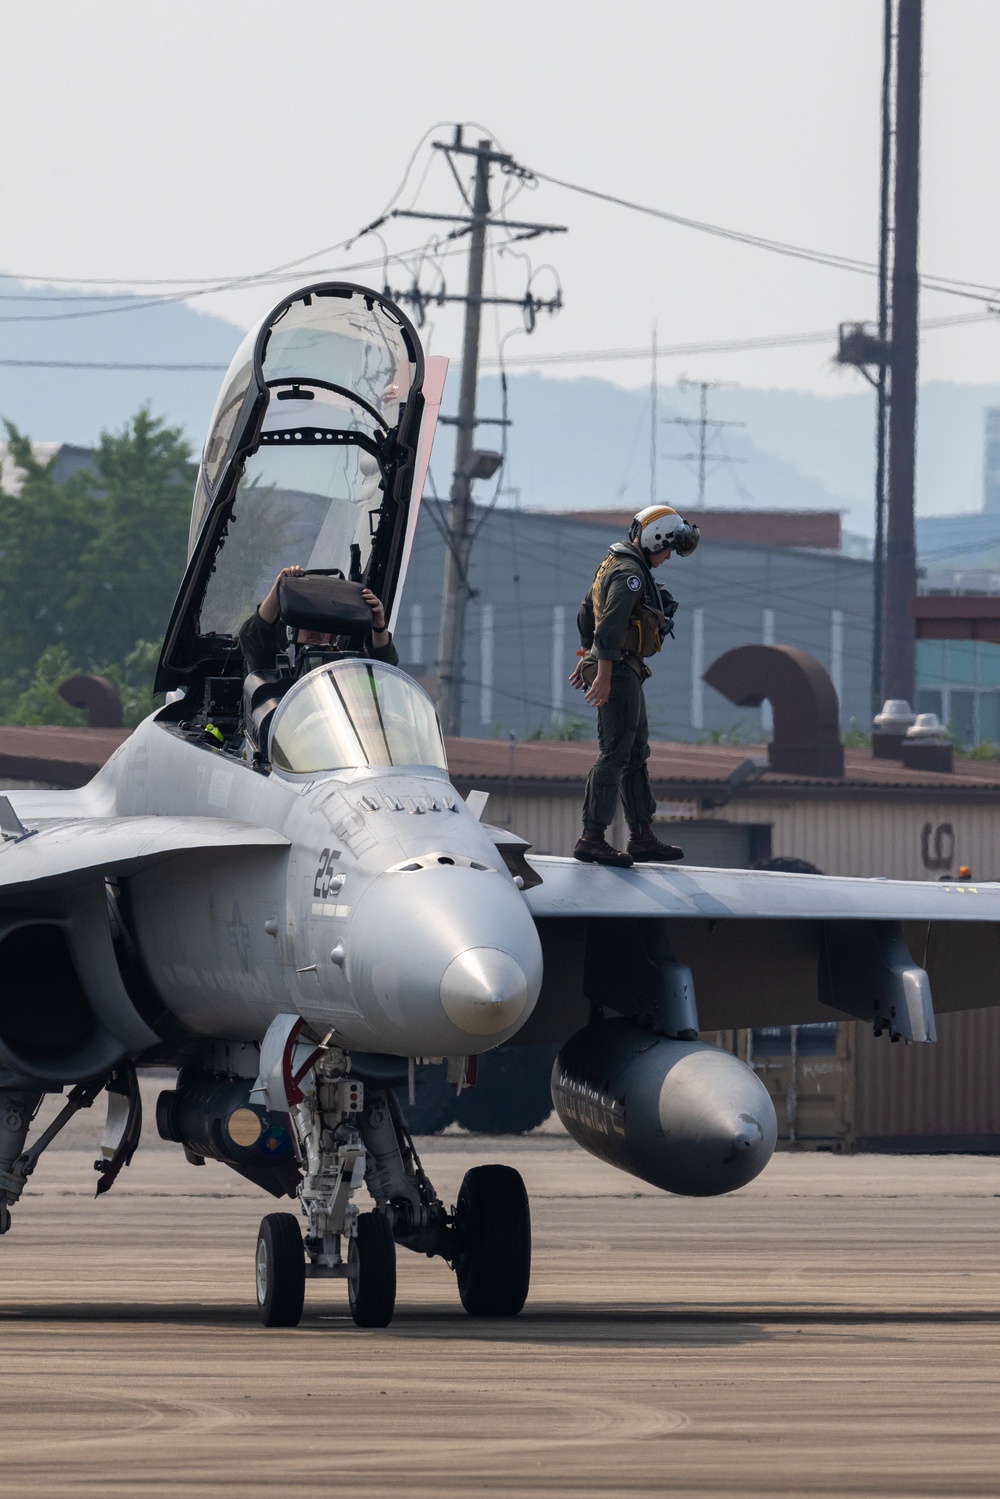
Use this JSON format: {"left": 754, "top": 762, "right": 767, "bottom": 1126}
{"left": 277, "top": 572, "right": 373, "bottom": 635}
{"left": 657, "top": 585, "right": 679, "bottom": 638}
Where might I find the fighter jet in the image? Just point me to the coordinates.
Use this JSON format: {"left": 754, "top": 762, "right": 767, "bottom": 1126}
{"left": 2, "top": 281, "right": 1000, "bottom": 1330}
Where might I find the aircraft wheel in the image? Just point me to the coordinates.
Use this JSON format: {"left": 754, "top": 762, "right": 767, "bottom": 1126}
{"left": 454, "top": 1164, "right": 531, "bottom": 1317}
{"left": 348, "top": 1211, "right": 396, "bottom": 1328}
{"left": 255, "top": 1213, "right": 305, "bottom": 1328}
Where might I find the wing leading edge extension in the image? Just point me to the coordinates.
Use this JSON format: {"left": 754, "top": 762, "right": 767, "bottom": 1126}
{"left": 0, "top": 814, "right": 289, "bottom": 894}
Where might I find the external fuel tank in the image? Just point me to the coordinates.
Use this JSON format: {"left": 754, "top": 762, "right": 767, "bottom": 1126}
{"left": 552, "top": 1019, "right": 777, "bottom": 1196}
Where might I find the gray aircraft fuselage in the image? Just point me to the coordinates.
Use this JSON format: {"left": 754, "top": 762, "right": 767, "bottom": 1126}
{"left": 22, "top": 698, "right": 542, "bottom": 1061}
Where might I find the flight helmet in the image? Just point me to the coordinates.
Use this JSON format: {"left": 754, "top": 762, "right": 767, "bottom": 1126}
{"left": 628, "top": 505, "right": 700, "bottom": 559}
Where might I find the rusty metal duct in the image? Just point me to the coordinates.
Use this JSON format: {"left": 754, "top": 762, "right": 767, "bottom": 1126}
{"left": 703, "top": 645, "right": 844, "bottom": 779}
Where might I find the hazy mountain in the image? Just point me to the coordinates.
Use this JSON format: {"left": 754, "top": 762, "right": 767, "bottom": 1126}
{"left": 1, "top": 280, "right": 997, "bottom": 534}
{"left": 0, "top": 278, "right": 238, "bottom": 448}
{"left": 456, "top": 374, "right": 1000, "bottom": 534}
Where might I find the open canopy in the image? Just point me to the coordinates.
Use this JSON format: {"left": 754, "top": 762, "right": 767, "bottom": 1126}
{"left": 156, "top": 284, "right": 428, "bottom": 691}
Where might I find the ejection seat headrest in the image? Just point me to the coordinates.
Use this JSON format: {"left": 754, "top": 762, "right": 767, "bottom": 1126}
{"left": 277, "top": 571, "right": 374, "bottom": 636}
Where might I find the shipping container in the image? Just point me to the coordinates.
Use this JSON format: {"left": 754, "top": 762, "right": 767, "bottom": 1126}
{"left": 707, "top": 1026, "right": 853, "bottom": 1151}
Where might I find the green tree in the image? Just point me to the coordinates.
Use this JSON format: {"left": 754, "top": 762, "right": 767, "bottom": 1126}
{"left": 69, "top": 408, "right": 195, "bottom": 665}
{"left": 0, "top": 424, "right": 98, "bottom": 669}
{"left": 0, "top": 410, "right": 195, "bottom": 719}
{"left": 7, "top": 646, "right": 86, "bottom": 727}
{"left": 97, "top": 640, "right": 164, "bottom": 729}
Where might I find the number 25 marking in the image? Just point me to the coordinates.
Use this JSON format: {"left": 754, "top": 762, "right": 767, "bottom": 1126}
{"left": 314, "top": 848, "right": 333, "bottom": 899}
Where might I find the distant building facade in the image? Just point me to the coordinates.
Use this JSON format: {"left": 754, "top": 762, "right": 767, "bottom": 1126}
{"left": 397, "top": 506, "right": 874, "bottom": 742}
{"left": 0, "top": 441, "right": 96, "bottom": 496}
{"left": 984, "top": 408, "right": 1000, "bottom": 513}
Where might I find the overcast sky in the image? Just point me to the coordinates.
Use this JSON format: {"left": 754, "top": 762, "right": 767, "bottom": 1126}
{"left": 2, "top": 0, "right": 998, "bottom": 395}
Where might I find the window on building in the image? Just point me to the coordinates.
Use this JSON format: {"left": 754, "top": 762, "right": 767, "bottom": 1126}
{"left": 916, "top": 640, "right": 1000, "bottom": 746}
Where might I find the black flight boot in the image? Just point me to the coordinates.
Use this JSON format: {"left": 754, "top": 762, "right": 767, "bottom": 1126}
{"left": 627, "top": 822, "right": 684, "bottom": 862}
{"left": 573, "top": 830, "right": 634, "bottom": 867}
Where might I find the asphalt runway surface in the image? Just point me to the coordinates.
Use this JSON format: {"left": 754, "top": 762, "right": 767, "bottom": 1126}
{"left": 2, "top": 1109, "right": 1000, "bottom": 1497}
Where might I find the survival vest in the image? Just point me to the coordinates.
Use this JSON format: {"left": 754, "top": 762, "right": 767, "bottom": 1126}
{"left": 580, "top": 544, "right": 678, "bottom": 662}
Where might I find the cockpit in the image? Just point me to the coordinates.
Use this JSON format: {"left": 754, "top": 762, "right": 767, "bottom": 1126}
{"left": 190, "top": 290, "right": 420, "bottom": 645}
{"left": 157, "top": 284, "right": 432, "bottom": 693}
{"left": 154, "top": 282, "right": 443, "bottom": 771}
{"left": 268, "top": 659, "right": 447, "bottom": 776}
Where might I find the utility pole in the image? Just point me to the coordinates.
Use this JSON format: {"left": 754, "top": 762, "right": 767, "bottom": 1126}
{"left": 435, "top": 141, "right": 491, "bottom": 741}
{"left": 883, "top": 0, "right": 922, "bottom": 704}
{"left": 863, "top": 0, "right": 893, "bottom": 719}
{"left": 662, "top": 379, "right": 744, "bottom": 507}
{"left": 871, "top": 0, "right": 894, "bottom": 716}
{"left": 378, "top": 127, "right": 565, "bottom": 737}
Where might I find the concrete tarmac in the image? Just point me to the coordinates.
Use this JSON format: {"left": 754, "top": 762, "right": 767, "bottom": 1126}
{"left": 1, "top": 1122, "right": 1000, "bottom": 1498}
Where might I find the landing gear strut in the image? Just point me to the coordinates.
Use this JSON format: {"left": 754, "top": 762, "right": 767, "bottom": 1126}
{"left": 250, "top": 1022, "right": 532, "bottom": 1327}
{"left": 0, "top": 1068, "right": 140, "bottom": 1234}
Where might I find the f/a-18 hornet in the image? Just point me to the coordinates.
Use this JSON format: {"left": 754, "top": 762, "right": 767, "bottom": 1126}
{"left": 2, "top": 283, "right": 1000, "bottom": 1328}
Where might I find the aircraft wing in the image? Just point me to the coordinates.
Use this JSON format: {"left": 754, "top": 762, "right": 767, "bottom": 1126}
{"left": 523, "top": 857, "right": 1000, "bottom": 922}
{"left": 0, "top": 813, "right": 289, "bottom": 895}
{"left": 520, "top": 856, "right": 1000, "bottom": 1039}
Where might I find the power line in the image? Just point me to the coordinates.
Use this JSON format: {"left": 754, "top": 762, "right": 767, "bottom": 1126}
{"left": 0, "top": 358, "right": 230, "bottom": 371}
{"left": 2, "top": 307, "right": 991, "bottom": 375}
{"left": 0, "top": 239, "right": 485, "bottom": 324}
{"left": 0, "top": 123, "right": 466, "bottom": 293}
{"left": 481, "top": 310, "right": 997, "bottom": 369}
{"left": 526, "top": 163, "right": 1000, "bottom": 305}
{"left": 6, "top": 126, "right": 1000, "bottom": 315}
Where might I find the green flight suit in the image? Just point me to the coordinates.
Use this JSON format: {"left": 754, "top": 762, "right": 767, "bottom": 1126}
{"left": 578, "top": 544, "right": 667, "bottom": 834}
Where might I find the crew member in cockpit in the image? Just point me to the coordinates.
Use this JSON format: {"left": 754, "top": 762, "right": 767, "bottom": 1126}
{"left": 239, "top": 565, "right": 399, "bottom": 674}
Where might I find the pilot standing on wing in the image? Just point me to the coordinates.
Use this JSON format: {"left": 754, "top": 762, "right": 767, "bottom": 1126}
{"left": 570, "top": 506, "right": 700, "bottom": 867}
{"left": 239, "top": 565, "right": 399, "bottom": 674}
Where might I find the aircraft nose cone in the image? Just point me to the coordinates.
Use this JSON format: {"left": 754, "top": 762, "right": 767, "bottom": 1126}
{"left": 439, "top": 947, "right": 529, "bottom": 1035}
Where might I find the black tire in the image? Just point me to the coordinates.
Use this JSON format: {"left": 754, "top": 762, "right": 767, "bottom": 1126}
{"left": 255, "top": 1213, "right": 305, "bottom": 1327}
{"left": 348, "top": 1211, "right": 397, "bottom": 1328}
{"left": 454, "top": 1045, "right": 558, "bottom": 1136}
{"left": 394, "top": 1062, "right": 458, "bottom": 1135}
{"left": 454, "top": 1164, "right": 531, "bottom": 1317}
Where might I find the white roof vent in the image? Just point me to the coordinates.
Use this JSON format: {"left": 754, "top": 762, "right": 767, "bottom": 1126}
{"left": 905, "top": 712, "right": 950, "bottom": 744}
{"left": 873, "top": 699, "right": 916, "bottom": 732}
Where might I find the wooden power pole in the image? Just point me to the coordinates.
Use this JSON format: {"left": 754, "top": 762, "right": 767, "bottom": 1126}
{"left": 380, "top": 128, "right": 565, "bottom": 738}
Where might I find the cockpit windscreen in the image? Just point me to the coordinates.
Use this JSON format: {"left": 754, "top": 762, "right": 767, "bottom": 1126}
{"left": 269, "top": 660, "right": 447, "bottom": 775}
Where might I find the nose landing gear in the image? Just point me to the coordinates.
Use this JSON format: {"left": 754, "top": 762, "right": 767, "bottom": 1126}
{"left": 250, "top": 1035, "right": 531, "bottom": 1328}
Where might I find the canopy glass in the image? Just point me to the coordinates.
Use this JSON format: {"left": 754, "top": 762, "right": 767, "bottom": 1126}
{"left": 159, "top": 284, "right": 427, "bottom": 689}
{"left": 269, "top": 660, "right": 447, "bottom": 775}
